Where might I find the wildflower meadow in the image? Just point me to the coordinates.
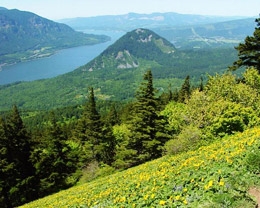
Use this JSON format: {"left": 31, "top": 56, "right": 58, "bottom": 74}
{"left": 20, "top": 127, "right": 260, "bottom": 207}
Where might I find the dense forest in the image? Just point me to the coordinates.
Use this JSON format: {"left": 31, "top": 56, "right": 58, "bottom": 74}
{"left": 0, "top": 17, "right": 260, "bottom": 208}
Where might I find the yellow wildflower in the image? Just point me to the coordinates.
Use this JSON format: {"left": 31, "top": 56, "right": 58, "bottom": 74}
{"left": 151, "top": 193, "right": 155, "bottom": 199}
{"left": 143, "top": 195, "right": 148, "bottom": 200}
{"left": 219, "top": 179, "right": 225, "bottom": 186}
{"left": 183, "top": 199, "right": 188, "bottom": 205}
{"left": 175, "top": 195, "right": 181, "bottom": 201}
{"left": 208, "top": 180, "right": 213, "bottom": 187}
{"left": 159, "top": 200, "right": 166, "bottom": 205}
{"left": 119, "top": 196, "right": 126, "bottom": 202}
{"left": 204, "top": 180, "right": 214, "bottom": 190}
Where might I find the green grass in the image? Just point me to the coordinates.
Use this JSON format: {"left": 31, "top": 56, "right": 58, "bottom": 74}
{"left": 20, "top": 127, "right": 260, "bottom": 207}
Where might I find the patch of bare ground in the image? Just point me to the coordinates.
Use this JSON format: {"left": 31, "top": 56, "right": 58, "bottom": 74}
{"left": 249, "top": 187, "right": 260, "bottom": 207}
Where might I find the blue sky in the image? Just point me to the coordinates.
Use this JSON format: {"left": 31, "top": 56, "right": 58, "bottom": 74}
{"left": 1, "top": 0, "right": 259, "bottom": 20}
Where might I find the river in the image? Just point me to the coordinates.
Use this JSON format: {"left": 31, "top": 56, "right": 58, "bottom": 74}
{"left": 0, "top": 30, "right": 124, "bottom": 85}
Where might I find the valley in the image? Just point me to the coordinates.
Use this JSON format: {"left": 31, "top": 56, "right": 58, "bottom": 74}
{"left": 0, "top": 28, "right": 238, "bottom": 111}
{"left": 0, "top": 11, "right": 254, "bottom": 88}
{"left": 0, "top": 30, "right": 124, "bottom": 85}
{"left": 0, "top": 7, "right": 260, "bottom": 208}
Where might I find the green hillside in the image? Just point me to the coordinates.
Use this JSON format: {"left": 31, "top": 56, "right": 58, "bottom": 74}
{"left": 20, "top": 127, "right": 260, "bottom": 207}
{"left": 0, "top": 28, "right": 237, "bottom": 111}
{"left": 0, "top": 8, "right": 109, "bottom": 65}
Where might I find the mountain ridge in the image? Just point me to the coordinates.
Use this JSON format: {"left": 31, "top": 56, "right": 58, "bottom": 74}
{"left": 59, "top": 13, "right": 256, "bottom": 49}
{"left": 155, "top": 17, "right": 256, "bottom": 49}
{"left": 59, "top": 12, "right": 248, "bottom": 31}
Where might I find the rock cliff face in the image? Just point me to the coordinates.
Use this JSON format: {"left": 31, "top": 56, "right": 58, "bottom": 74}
{"left": 116, "top": 50, "right": 139, "bottom": 69}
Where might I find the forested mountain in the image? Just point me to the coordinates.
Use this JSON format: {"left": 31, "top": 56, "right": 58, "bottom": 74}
{"left": 0, "top": 8, "right": 109, "bottom": 65}
{"left": 80, "top": 28, "right": 176, "bottom": 71}
{"left": 0, "top": 28, "right": 237, "bottom": 111}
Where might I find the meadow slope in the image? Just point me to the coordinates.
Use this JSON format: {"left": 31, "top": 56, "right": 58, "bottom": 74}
{"left": 20, "top": 127, "right": 260, "bottom": 207}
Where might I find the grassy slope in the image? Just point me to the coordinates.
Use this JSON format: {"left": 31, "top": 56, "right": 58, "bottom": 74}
{"left": 20, "top": 128, "right": 260, "bottom": 208}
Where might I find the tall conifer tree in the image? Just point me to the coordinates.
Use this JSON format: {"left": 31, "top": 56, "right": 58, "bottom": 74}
{"left": 127, "top": 70, "right": 164, "bottom": 166}
{"left": 33, "top": 112, "right": 78, "bottom": 197}
{"left": 0, "top": 117, "right": 13, "bottom": 208}
{"left": 0, "top": 106, "right": 37, "bottom": 207}
{"left": 230, "top": 17, "right": 260, "bottom": 72}
{"left": 178, "top": 75, "right": 191, "bottom": 103}
{"left": 74, "top": 87, "right": 110, "bottom": 164}
{"left": 83, "top": 87, "right": 104, "bottom": 161}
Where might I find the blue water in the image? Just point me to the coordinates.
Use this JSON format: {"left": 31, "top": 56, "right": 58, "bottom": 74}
{"left": 0, "top": 30, "right": 124, "bottom": 85}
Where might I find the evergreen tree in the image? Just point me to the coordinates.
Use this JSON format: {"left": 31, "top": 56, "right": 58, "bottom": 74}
{"left": 74, "top": 87, "right": 113, "bottom": 164}
{"left": 83, "top": 87, "right": 104, "bottom": 161}
{"left": 102, "top": 123, "right": 116, "bottom": 165}
{"left": 106, "top": 104, "right": 120, "bottom": 126}
{"left": 32, "top": 112, "right": 78, "bottom": 197}
{"left": 0, "top": 117, "right": 13, "bottom": 208}
{"left": 159, "top": 85, "right": 172, "bottom": 106}
{"left": 199, "top": 76, "right": 204, "bottom": 92}
{"left": 178, "top": 75, "right": 191, "bottom": 103}
{"left": 126, "top": 70, "right": 166, "bottom": 166}
{"left": 230, "top": 17, "right": 260, "bottom": 72}
{"left": 102, "top": 104, "right": 119, "bottom": 165}
{"left": 0, "top": 106, "right": 37, "bottom": 208}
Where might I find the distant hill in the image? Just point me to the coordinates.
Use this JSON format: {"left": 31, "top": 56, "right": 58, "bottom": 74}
{"left": 0, "top": 7, "right": 8, "bottom": 10}
{"left": 59, "top": 12, "right": 256, "bottom": 49}
{"left": 0, "top": 8, "right": 110, "bottom": 65}
{"left": 0, "top": 28, "right": 237, "bottom": 111}
{"left": 59, "top": 12, "right": 244, "bottom": 31}
{"left": 80, "top": 28, "right": 176, "bottom": 72}
{"left": 154, "top": 18, "right": 256, "bottom": 49}
{"left": 74, "top": 28, "right": 236, "bottom": 79}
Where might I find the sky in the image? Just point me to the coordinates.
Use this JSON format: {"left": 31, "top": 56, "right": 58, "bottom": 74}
{"left": 1, "top": 0, "right": 259, "bottom": 20}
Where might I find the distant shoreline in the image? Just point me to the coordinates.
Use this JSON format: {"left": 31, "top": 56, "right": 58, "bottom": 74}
{"left": 0, "top": 63, "right": 8, "bottom": 71}
{"left": 0, "top": 39, "right": 111, "bottom": 71}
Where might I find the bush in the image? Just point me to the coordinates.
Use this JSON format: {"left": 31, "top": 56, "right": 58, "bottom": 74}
{"left": 246, "top": 150, "right": 260, "bottom": 174}
{"left": 160, "top": 101, "right": 188, "bottom": 134}
{"left": 78, "top": 162, "right": 115, "bottom": 184}
{"left": 164, "top": 125, "right": 201, "bottom": 155}
{"left": 208, "top": 101, "right": 259, "bottom": 137}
